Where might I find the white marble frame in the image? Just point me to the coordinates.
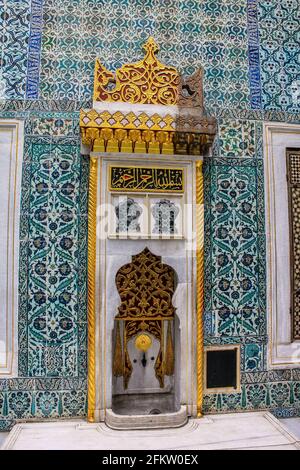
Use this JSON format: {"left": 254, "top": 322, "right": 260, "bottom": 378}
{"left": 92, "top": 152, "right": 201, "bottom": 421}
{"left": 0, "top": 120, "right": 24, "bottom": 377}
{"left": 264, "top": 122, "right": 300, "bottom": 369}
{"left": 108, "top": 193, "right": 185, "bottom": 239}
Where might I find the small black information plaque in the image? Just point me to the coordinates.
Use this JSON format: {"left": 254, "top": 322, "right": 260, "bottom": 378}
{"left": 206, "top": 348, "right": 237, "bottom": 390}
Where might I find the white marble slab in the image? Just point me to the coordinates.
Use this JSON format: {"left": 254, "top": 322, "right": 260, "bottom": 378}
{"left": 280, "top": 418, "right": 300, "bottom": 440}
{"left": 2, "top": 412, "right": 300, "bottom": 450}
{"left": 0, "top": 120, "right": 24, "bottom": 377}
{"left": 93, "top": 155, "right": 198, "bottom": 418}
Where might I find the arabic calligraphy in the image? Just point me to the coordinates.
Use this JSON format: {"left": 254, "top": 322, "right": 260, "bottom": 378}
{"left": 109, "top": 166, "right": 184, "bottom": 192}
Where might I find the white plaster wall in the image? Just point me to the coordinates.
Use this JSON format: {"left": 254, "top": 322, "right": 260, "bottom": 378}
{"left": 0, "top": 120, "right": 24, "bottom": 377}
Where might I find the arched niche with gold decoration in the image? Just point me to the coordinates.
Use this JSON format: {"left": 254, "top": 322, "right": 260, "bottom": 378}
{"left": 81, "top": 37, "right": 215, "bottom": 429}
{"left": 112, "top": 248, "right": 179, "bottom": 415}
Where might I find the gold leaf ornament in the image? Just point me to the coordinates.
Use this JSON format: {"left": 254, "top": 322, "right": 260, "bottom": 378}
{"left": 94, "top": 37, "right": 179, "bottom": 105}
{"left": 135, "top": 333, "right": 152, "bottom": 352}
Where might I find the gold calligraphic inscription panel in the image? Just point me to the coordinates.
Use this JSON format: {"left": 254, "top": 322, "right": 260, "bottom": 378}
{"left": 94, "top": 37, "right": 179, "bottom": 105}
{"left": 109, "top": 166, "right": 184, "bottom": 193}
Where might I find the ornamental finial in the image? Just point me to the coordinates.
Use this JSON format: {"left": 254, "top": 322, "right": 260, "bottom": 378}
{"left": 142, "top": 36, "right": 159, "bottom": 61}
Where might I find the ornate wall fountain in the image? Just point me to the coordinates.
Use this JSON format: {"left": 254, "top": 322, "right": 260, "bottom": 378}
{"left": 80, "top": 37, "right": 216, "bottom": 429}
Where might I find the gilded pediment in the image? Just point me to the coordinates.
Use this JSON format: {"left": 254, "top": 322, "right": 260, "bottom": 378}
{"left": 94, "top": 37, "right": 180, "bottom": 106}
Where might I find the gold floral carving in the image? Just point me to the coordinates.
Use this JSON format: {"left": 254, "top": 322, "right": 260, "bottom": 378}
{"left": 94, "top": 37, "right": 180, "bottom": 105}
{"left": 113, "top": 249, "right": 176, "bottom": 389}
{"left": 115, "top": 247, "right": 176, "bottom": 319}
{"left": 81, "top": 37, "right": 216, "bottom": 154}
{"left": 196, "top": 161, "right": 204, "bottom": 418}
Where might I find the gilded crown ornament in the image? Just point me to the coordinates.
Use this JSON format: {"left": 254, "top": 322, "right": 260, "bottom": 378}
{"left": 94, "top": 37, "right": 180, "bottom": 105}
{"left": 81, "top": 37, "right": 216, "bottom": 155}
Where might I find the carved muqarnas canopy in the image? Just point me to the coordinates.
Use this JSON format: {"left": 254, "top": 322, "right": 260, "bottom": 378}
{"left": 115, "top": 247, "right": 176, "bottom": 319}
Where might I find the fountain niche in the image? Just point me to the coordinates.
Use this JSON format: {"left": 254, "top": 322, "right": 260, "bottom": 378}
{"left": 111, "top": 248, "right": 181, "bottom": 420}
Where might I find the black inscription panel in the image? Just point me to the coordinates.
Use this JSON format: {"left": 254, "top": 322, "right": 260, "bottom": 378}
{"left": 109, "top": 166, "right": 184, "bottom": 193}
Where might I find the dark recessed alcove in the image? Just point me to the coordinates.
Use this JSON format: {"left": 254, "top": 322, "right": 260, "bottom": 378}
{"left": 206, "top": 348, "right": 238, "bottom": 390}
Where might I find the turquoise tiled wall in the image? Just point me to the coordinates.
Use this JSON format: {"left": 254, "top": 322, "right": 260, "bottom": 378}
{"left": 0, "top": 0, "right": 300, "bottom": 430}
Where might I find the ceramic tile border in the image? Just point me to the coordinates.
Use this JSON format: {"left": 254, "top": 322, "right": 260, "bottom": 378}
{"left": 203, "top": 156, "right": 267, "bottom": 369}
{"left": 26, "top": 0, "right": 44, "bottom": 99}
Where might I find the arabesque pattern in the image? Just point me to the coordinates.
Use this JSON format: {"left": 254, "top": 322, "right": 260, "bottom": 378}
{"left": 258, "top": 0, "right": 300, "bottom": 112}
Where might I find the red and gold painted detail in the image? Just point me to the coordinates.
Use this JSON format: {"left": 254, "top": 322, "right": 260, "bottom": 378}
{"left": 115, "top": 247, "right": 176, "bottom": 319}
{"left": 112, "top": 248, "right": 176, "bottom": 390}
{"left": 94, "top": 37, "right": 180, "bottom": 105}
{"left": 81, "top": 126, "right": 214, "bottom": 155}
